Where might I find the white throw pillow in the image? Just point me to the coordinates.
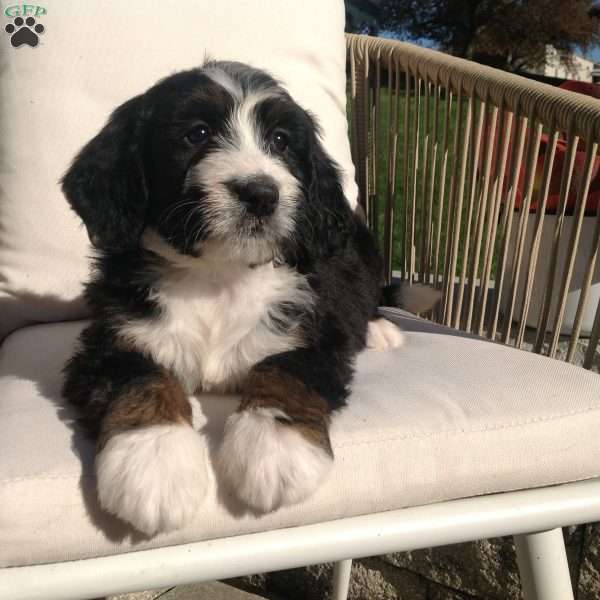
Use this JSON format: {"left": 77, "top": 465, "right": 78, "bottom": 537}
{"left": 0, "top": 0, "right": 357, "bottom": 339}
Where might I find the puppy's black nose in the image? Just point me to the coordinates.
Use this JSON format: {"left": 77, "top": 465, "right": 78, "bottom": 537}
{"left": 231, "top": 177, "right": 279, "bottom": 218}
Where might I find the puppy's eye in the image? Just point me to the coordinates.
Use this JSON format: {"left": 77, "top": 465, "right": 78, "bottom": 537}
{"left": 185, "top": 122, "right": 212, "bottom": 145}
{"left": 271, "top": 130, "right": 289, "bottom": 153}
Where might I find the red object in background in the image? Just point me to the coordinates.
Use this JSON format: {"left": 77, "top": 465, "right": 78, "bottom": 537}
{"left": 510, "top": 80, "right": 600, "bottom": 215}
{"left": 559, "top": 80, "right": 600, "bottom": 99}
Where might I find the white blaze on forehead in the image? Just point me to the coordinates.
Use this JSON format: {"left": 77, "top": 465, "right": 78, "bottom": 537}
{"left": 182, "top": 71, "right": 300, "bottom": 260}
{"left": 223, "top": 88, "right": 284, "bottom": 153}
{"left": 197, "top": 63, "right": 287, "bottom": 163}
{"left": 188, "top": 85, "right": 299, "bottom": 220}
{"left": 203, "top": 65, "right": 243, "bottom": 100}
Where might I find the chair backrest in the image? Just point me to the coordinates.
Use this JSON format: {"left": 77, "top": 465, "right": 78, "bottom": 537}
{"left": 346, "top": 33, "right": 600, "bottom": 370}
{"left": 0, "top": 1, "right": 356, "bottom": 341}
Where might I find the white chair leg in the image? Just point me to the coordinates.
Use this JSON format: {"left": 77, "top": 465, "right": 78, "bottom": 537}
{"left": 331, "top": 558, "right": 353, "bottom": 600}
{"left": 514, "top": 528, "right": 574, "bottom": 600}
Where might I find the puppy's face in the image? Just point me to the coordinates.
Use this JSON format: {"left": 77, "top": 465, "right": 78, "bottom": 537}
{"left": 63, "top": 62, "right": 324, "bottom": 265}
{"left": 146, "top": 63, "right": 315, "bottom": 264}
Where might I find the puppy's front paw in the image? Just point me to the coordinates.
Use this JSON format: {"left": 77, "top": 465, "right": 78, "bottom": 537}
{"left": 367, "top": 317, "right": 404, "bottom": 350}
{"left": 218, "top": 408, "right": 333, "bottom": 513}
{"left": 96, "top": 424, "right": 209, "bottom": 536}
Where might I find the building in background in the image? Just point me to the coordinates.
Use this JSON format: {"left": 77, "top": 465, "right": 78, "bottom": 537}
{"left": 531, "top": 45, "right": 595, "bottom": 82}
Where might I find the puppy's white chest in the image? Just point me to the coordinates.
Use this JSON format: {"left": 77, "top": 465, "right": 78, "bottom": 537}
{"left": 119, "top": 262, "right": 313, "bottom": 393}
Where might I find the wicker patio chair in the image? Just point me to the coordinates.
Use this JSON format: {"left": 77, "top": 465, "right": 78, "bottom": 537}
{"left": 3, "top": 27, "right": 600, "bottom": 600}
{"left": 346, "top": 34, "right": 600, "bottom": 361}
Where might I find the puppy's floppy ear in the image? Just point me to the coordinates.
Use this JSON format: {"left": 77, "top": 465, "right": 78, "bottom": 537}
{"left": 61, "top": 94, "right": 149, "bottom": 251}
{"left": 304, "top": 123, "right": 355, "bottom": 256}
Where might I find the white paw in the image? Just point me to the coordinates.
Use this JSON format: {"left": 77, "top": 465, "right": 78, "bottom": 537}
{"left": 367, "top": 318, "right": 404, "bottom": 350}
{"left": 218, "top": 408, "right": 333, "bottom": 513}
{"left": 96, "top": 423, "right": 209, "bottom": 536}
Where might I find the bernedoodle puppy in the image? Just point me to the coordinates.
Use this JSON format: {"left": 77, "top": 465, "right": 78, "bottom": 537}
{"left": 61, "top": 60, "right": 439, "bottom": 536}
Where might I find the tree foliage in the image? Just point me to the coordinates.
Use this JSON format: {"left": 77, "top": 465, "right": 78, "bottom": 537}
{"left": 379, "top": 0, "right": 600, "bottom": 71}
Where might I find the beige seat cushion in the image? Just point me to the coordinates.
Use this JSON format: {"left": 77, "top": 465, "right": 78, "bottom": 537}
{"left": 0, "top": 0, "right": 355, "bottom": 340}
{"left": 2, "top": 309, "right": 600, "bottom": 568}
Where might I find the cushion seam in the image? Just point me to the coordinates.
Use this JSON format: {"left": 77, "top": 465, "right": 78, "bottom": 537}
{"left": 332, "top": 401, "right": 600, "bottom": 449}
{"left": 457, "top": 473, "right": 600, "bottom": 500}
{"left": 3, "top": 402, "right": 600, "bottom": 482}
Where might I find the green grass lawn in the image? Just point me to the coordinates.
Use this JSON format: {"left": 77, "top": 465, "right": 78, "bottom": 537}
{"left": 348, "top": 84, "right": 499, "bottom": 285}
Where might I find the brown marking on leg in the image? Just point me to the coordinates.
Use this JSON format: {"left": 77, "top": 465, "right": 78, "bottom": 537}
{"left": 99, "top": 370, "right": 191, "bottom": 449}
{"left": 241, "top": 367, "right": 333, "bottom": 456}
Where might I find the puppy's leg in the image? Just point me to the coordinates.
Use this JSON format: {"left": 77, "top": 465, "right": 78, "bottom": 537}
{"left": 218, "top": 351, "right": 348, "bottom": 512}
{"left": 95, "top": 373, "right": 209, "bottom": 536}
{"left": 64, "top": 326, "right": 209, "bottom": 535}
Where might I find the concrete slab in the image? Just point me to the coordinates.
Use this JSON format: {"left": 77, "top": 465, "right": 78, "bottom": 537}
{"left": 107, "top": 581, "right": 273, "bottom": 600}
{"left": 160, "top": 582, "right": 270, "bottom": 599}
{"left": 107, "top": 589, "right": 170, "bottom": 600}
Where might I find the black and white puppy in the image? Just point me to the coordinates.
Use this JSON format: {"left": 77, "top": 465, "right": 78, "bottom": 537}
{"left": 61, "top": 61, "right": 424, "bottom": 536}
